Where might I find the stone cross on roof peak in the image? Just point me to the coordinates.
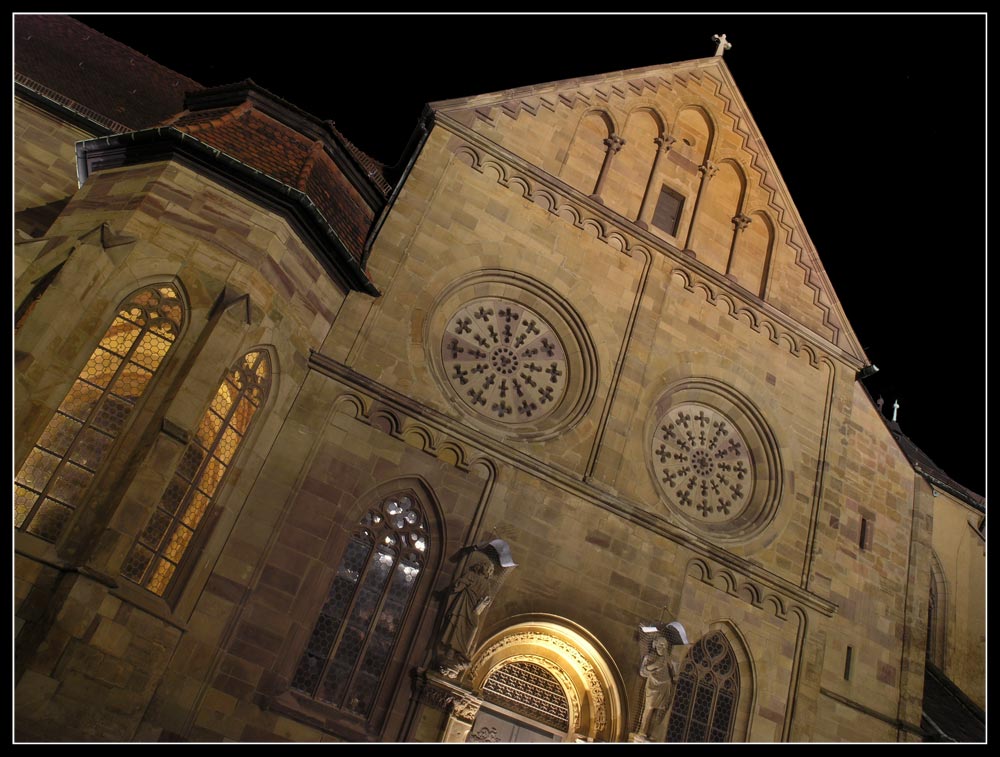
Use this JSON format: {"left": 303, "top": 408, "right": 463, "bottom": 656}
{"left": 712, "top": 33, "right": 732, "bottom": 57}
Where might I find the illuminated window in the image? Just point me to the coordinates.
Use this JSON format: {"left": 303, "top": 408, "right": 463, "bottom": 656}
{"left": 120, "top": 350, "right": 270, "bottom": 597}
{"left": 291, "top": 494, "right": 428, "bottom": 719}
{"left": 15, "top": 284, "right": 184, "bottom": 541}
{"left": 666, "top": 630, "right": 740, "bottom": 742}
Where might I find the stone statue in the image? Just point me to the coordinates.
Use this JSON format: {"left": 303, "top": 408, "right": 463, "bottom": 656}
{"left": 638, "top": 635, "right": 678, "bottom": 738}
{"left": 436, "top": 552, "right": 495, "bottom": 675}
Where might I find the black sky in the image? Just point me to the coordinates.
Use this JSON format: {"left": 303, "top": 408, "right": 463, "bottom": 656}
{"left": 67, "top": 12, "right": 987, "bottom": 495}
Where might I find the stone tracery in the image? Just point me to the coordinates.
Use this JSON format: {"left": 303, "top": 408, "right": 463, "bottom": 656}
{"left": 651, "top": 402, "right": 753, "bottom": 524}
{"left": 442, "top": 298, "right": 568, "bottom": 424}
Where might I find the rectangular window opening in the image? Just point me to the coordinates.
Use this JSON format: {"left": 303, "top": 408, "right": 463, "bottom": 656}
{"left": 651, "top": 185, "right": 685, "bottom": 236}
{"left": 844, "top": 645, "right": 854, "bottom": 680}
{"left": 859, "top": 518, "right": 870, "bottom": 551}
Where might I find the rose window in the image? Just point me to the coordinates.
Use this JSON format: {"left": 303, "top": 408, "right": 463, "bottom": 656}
{"left": 651, "top": 403, "right": 753, "bottom": 523}
{"left": 441, "top": 299, "right": 568, "bottom": 424}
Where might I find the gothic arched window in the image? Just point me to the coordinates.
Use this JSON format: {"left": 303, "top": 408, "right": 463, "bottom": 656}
{"left": 666, "top": 630, "right": 740, "bottom": 742}
{"left": 120, "top": 349, "right": 271, "bottom": 597}
{"left": 15, "top": 284, "right": 184, "bottom": 541}
{"left": 291, "top": 493, "right": 429, "bottom": 719}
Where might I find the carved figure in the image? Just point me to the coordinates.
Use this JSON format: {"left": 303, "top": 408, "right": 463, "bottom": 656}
{"left": 638, "top": 635, "right": 678, "bottom": 737}
{"left": 437, "top": 553, "right": 495, "bottom": 671}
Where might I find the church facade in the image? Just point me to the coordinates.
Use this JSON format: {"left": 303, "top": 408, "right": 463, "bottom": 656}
{"left": 14, "top": 16, "right": 984, "bottom": 742}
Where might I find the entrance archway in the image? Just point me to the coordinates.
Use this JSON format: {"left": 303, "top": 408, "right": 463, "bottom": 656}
{"left": 464, "top": 616, "right": 626, "bottom": 742}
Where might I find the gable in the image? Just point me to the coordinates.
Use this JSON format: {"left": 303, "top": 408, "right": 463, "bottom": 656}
{"left": 431, "top": 57, "right": 864, "bottom": 361}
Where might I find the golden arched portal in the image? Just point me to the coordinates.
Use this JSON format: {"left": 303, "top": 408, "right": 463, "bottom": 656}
{"left": 466, "top": 616, "right": 625, "bottom": 742}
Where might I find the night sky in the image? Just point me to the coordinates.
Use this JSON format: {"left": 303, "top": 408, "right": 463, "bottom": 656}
{"left": 67, "top": 12, "right": 987, "bottom": 494}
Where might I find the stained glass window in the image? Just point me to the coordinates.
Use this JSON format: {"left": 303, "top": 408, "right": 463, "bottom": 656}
{"left": 665, "top": 630, "right": 740, "bottom": 742}
{"left": 15, "top": 285, "right": 184, "bottom": 541}
{"left": 291, "top": 494, "right": 428, "bottom": 719}
{"left": 120, "top": 350, "right": 270, "bottom": 597}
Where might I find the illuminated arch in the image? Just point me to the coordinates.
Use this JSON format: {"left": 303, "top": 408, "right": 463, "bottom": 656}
{"left": 467, "top": 616, "right": 626, "bottom": 741}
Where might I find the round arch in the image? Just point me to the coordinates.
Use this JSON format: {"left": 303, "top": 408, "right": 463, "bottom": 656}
{"left": 465, "top": 615, "right": 626, "bottom": 742}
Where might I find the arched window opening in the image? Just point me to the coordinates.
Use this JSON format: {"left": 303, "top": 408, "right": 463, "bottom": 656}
{"left": 120, "top": 349, "right": 270, "bottom": 596}
{"left": 291, "top": 493, "right": 428, "bottom": 719}
{"left": 666, "top": 630, "right": 739, "bottom": 742}
{"left": 15, "top": 284, "right": 184, "bottom": 541}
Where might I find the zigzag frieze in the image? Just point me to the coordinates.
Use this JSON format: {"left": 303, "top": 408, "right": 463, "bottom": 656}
{"left": 452, "top": 141, "right": 829, "bottom": 370}
{"left": 697, "top": 72, "right": 840, "bottom": 342}
{"left": 465, "top": 67, "right": 841, "bottom": 346}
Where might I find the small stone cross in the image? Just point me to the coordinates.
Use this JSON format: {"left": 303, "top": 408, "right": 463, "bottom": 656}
{"left": 892, "top": 400, "right": 900, "bottom": 422}
{"left": 712, "top": 33, "right": 732, "bottom": 57}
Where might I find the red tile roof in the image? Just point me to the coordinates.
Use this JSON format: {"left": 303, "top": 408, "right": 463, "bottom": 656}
{"left": 165, "top": 83, "right": 384, "bottom": 263}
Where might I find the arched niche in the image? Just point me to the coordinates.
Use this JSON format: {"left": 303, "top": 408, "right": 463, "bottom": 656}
{"left": 732, "top": 210, "right": 775, "bottom": 298}
{"left": 660, "top": 107, "right": 714, "bottom": 244}
{"left": 693, "top": 160, "right": 744, "bottom": 273}
{"left": 560, "top": 110, "right": 614, "bottom": 196}
{"left": 604, "top": 107, "right": 662, "bottom": 220}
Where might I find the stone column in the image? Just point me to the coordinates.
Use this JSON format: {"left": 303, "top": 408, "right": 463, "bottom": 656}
{"left": 636, "top": 136, "right": 677, "bottom": 228}
{"left": 590, "top": 134, "right": 626, "bottom": 203}
{"left": 725, "top": 213, "right": 752, "bottom": 276}
{"left": 683, "top": 160, "right": 719, "bottom": 253}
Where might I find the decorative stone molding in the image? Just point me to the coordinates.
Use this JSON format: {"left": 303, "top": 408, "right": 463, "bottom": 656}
{"left": 419, "top": 681, "right": 456, "bottom": 712}
{"left": 731, "top": 213, "right": 752, "bottom": 231}
{"left": 329, "top": 388, "right": 477, "bottom": 473}
{"left": 602, "top": 134, "right": 626, "bottom": 153}
{"left": 653, "top": 135, "right": 677, "bottom": 153}
{"left": 451, "top": 695, "right": 483, "bottom": 724}
{"left": 698, "top": 160, "right": 720, "bottom": 180}
{"left": 685, "top": 556, "right": 833, "bottom": 619}
{"left": 469, "top": 725, "right": 502, "bottom": 742}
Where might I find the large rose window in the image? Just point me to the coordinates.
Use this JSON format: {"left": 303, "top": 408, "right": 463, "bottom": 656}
{"left": 441, "top": 298, "right": 568, "bottom": 425}
{"left": 651, "top": 403, "right": 754, "bottom": 525}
